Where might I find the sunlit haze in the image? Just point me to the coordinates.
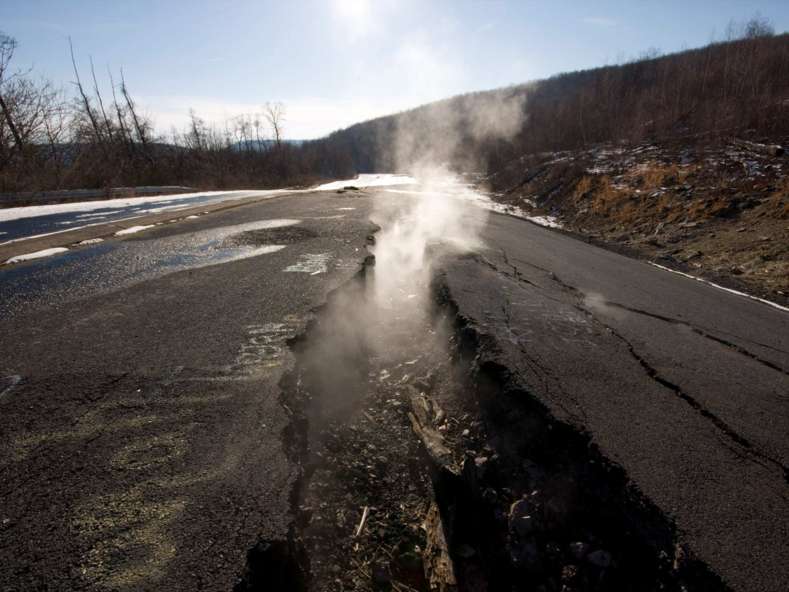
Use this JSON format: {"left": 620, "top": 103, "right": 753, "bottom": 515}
{"left": 5, "top": 0, "right": 788, "bottom": 138}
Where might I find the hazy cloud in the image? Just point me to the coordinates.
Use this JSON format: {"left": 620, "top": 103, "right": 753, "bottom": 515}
{"left": 583, "top": 17, "right": 617, "bottom": 26}
{"left": 332, "top": 0, "right": 379, "bottom": 41}
{"left": 394, "top": 38, "right": 463, "bottom": 104}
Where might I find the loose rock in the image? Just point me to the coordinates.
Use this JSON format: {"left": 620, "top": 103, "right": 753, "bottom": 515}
{"left": 587, "top": 549, "right": 613, "bottom": 567}
{"left": 371, "top": 563, "right": 392, "bottom": 583}
{"left": 569, "top": 542, "right": 589, "bottom": 559}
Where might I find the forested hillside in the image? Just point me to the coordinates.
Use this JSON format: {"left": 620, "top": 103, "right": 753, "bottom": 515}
{"left": 309, "top": 17, "right": 789, "bottom": 177}
{"left": 1, "top": 16, "right": 787, "bottom": 195}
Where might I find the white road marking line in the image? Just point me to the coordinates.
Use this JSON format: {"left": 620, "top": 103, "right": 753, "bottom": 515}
{"left": 648, "top": 262, "right": 789, "bottom": 313}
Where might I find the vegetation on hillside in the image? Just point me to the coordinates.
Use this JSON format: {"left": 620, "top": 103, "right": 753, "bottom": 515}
{"left": 1, "top": 15, "right": 787, "bottom": 196}
{"left": 310, "top": 15, "right": 788, "bottom": 178}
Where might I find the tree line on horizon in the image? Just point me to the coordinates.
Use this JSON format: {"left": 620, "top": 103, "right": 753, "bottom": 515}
{"left": 1, "top": 15, "right": 787, "bottom": 196}
{"left": 0, "top": 33, "right": 348, "bottom": 195}
{"left": 314, "top": 15, "right": 789, "bottom": 178}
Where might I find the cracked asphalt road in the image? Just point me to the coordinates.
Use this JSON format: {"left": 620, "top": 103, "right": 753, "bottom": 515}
{"left": 1, "top": 188, "right": 787, "bottom": 591}
{"left": 437, "top": 209, "right": 789, "bottom": 592}
{"left": 0, "top": 191, "right": 375, "bottom": 591}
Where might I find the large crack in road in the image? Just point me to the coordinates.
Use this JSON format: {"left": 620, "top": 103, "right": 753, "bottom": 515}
{"left": 261, "top": 197, "right": 696, "bottom": 591}
{"left": 2, "top": 189, "right": 786, "bottom": 591}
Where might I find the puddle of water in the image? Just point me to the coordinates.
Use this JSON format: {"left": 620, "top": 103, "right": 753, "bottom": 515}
{"left": 147, "top": 242, "right": 285, "bottom": 273}
{"left": 0, "top": 219, "right": 298, "bottom": 314}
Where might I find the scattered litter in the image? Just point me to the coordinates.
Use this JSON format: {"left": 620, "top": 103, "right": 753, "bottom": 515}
{"left": 355, "top": 506, "right": 369, "bottom": 538}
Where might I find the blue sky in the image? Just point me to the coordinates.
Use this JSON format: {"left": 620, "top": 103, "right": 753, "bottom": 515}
{"left": 3, "top": 0, "right": 788, "bottom": 139}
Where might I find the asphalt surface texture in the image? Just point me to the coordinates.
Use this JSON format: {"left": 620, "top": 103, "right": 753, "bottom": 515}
{"left": 0, "top": 190, "right": 375, "bottom": 591}
{"left": 437, "top": 209, "right": 788, "bottom": 592}
{"left": 1, "top": 186, "right": 787, "bottom": 591}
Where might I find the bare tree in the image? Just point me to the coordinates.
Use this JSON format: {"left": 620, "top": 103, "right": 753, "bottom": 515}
{"left": 263, "top": 101, "right": 286, "bottom": 148}
{"left": 120, "top": 69, "right": 153, "bottom": 163}
{"left": 0, "top": 32, "right": 25, "bottom": 153}
{"left": 68, "top": 36, "right": 109, "bottom": 160}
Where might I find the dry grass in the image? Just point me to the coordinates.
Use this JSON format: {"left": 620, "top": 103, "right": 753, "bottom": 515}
{"left": 615, "top": 196, "right": 648, "bottom": 222}
{"left": 714, "top": 173, "right": 730, "bottom": 192}
{"left": 573, "top": 175, "right": 593, "bottom": 202}
{"left": 590, "top": 175, "right": 625, "bottom": 215}
{"left": 768, "top": 177, "right": 789, "bottom": 219}
{"left": 709, "top": 195, "right": 734, "bottom": 217}
{"left": 688, "top": 200, "right": 706, "bottom": 220}
{"left": 628, "top": 162, "right": 685, "bottom": 193}
{"left": 676, "top": 163, "right": 695, "bottom": 183}
{"left": 641, "top": 166, "right": 667, "bottom": 192}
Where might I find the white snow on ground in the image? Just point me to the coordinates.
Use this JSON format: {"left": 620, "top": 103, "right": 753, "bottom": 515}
{"left": 249, "top": 219, "right": 301, "bottom": 229}
{"left": 75, "top": 210, "right": 124, "bottom": 219}
{"left": 648, "top": 263, "right": 789, "bottom": 313}
{"left": 78, "top": 238, "right": 104, "bottom": 245}
{"left": 313, "top": 174, "right": 418, "bottom": 191}
{"left": 384, "top": 186, "right": 563, "bottom": 228}
{"left": 115, "top": 225, "right": 155, "bottom": 236}
{"left": 0, "top": 190, "right": 289, "bottom": 223}
{"left": 0, "top": 217, "right": 145, "bottom": 246}
{"left": 242, "top": 245, "right": 287, "bottom": 258}
{"left": 4, "top": 247, "right": 68, "bottom": 265}
{"left": 525, "top": 215, "right": 563, "bottom": 228}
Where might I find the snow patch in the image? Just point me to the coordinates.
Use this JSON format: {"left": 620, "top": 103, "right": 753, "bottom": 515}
{"left": 383, "top": 187, "right": 563, "bottom": 228}
{"left": 245, "top": 245, "right": 287, "bottom": 257}
{"left": 314, "top": 174, "right": 418, "bottom": 191}
{"left": 0, "top": 189, "right": 289, "bottom": 223}
{"left": 75, "top": 210, "right": 124, "bottom": 219}
{"left": 79, "top": 238, "right": 104, "bottom": 245}
{"left": 4, "top": 247, "right": 69, "bottom": 265}
{"left": 526, "top": 215, "right": 563, "bottom": 228}
{"left": 115, "top": 225, "right": 155, "bottom": 236}
{"left": 250, "top": 219, "right": 301, "bottom": 229}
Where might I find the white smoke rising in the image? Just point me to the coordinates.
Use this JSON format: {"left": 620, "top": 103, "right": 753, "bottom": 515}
{"left": 393, "top": 89, "right": 527, "bottom": 176}
{"left": 294, "top": 88, "right": 528, "bottom": 420}
{"left": 369, "top": 86, "right": 528, "bottom": 305}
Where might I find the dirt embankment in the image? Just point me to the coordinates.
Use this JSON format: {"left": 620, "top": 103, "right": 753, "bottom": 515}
{"left": 482, "top": 140, "right": 789, "bottom": 306}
